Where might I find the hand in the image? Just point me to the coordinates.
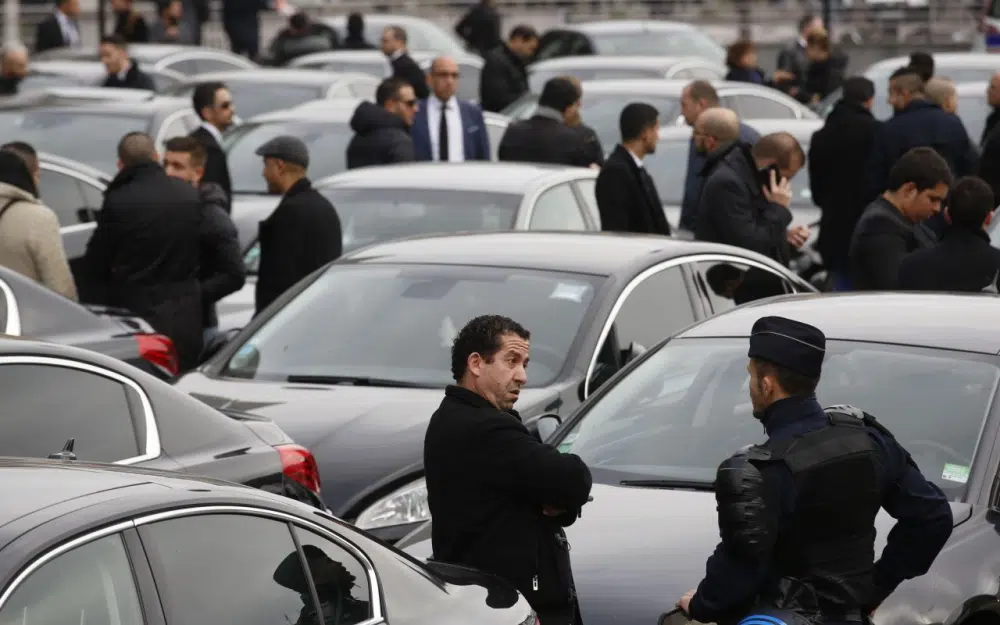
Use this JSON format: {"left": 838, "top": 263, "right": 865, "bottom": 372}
{"left": 588, "top": 163, "right": 601, "bottom": 170}
{"left": 542, "top": 505, "right": 565, "bottom": 516}
{"left": 676, "top": 589, "right": 695, "bottom": 615}
{"left": 788, "top": 86, "right": 800, "bottom": 97}
{"left": 773, "top": 69, "right": 797, "bottom": 82}
{"left": 786, "top": 224, "right": 810, "bottom": 248}
{"left": 762, "top": 168, "right": 793, "bottom": 208}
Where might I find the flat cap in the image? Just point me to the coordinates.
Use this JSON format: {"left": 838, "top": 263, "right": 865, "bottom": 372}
{"left": 748, "top": 315, "right": 826, "bottom": 379}
{"left": 255, "top": 135, "right": 309, "bottom": 168}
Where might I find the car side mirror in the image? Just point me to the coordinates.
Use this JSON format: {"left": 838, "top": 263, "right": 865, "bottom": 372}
{"left": 199, "top": 328, "right": 240, "bottom": 365}
{"left": 525, "top": 413, "right": 562, "bottom": 443}
{"left": 621, "top": 341, "right": 647, "bottom": 365}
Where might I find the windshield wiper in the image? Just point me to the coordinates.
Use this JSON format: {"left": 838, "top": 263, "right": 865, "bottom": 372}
{"left": 619, "top": 479, "right": 714, "bottom": 491}
{"left": 285, "top": 374, "right": 434, "bottom": 389}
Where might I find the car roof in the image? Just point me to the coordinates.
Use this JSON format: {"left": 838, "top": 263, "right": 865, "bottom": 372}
{"left": 0, "top": 90, "right": 188, "bottom": 113}
{"left": 957, "top": 81, "right": 988, "bottom": 95}
{"left": 867, "top": 52, "right": 1000, "bottom": 75}
{"left": 531, "top": 55, "right": 706, "bottom": 70}
{"left": 29, "top": 60, "right": 107, "bottom": 77}
{"left": 339, "top": 231, "right": 789, "bottom": 276}
{"left": 314, "top": 161, "right": 593, "bottom": 193}
{"left": 248, "top": 97, "right": 363, "bottom": 123}
{"left": 579, "top": 78, "right": 782, "bottom": 96}
{"left": 658, "top": 117, "right": 822, "bottom": 141}
{"left": 38, "top": 152, "right": 111, "bottom": 182}
{"left": 677, "top": 292, "right": 1000, "bottom": 354}
{"left": 563, "top": 20, "right": 698, "bottom": 33}
{"left": 175, "top": 68, "right": 355, "bottom": 86}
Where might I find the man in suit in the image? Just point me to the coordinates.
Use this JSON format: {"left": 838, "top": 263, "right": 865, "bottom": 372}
{"left": 776, "top": 14, "right": 822, "bottom": 99}
{"left": 190, "top": 81, "right": 235, "bottom": 212}
{"left": 35, "top": 0, "right": 82, "bottom": 54}
{"left": 498, "top": 77, "right": 594, "bottom": 168}
{"left": 99, "top": 35, "right": 156, "bottom": 90}
{"left": 595, "top": 102, "right": 671, "bottom": 235}
{"left": 381, "top": 25, "right": 430, "bottom": 100}
{"left": 412, "top": 56, "right": 490, "bottom": 162}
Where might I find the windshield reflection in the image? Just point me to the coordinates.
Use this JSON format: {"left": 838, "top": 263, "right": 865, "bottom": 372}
{"left": 557, "top": 337, "right": 997, "bottom": 500}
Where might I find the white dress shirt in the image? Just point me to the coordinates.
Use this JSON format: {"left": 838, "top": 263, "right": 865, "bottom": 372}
{"left": 627, "top": 147, "right": 644, "bottom": 169}
{"left": 199, "top": 121, "right": 223, "bottom": 144}
{"left": 427, "top": 96, "right": 465, "bottom": 162}
{"left": 55, "top": 10, "right": 80, "bottom": 46}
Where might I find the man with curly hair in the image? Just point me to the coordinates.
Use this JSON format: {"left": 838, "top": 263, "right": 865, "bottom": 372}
{"left": 424, "top": 314, "right": 593, "bottom": 625}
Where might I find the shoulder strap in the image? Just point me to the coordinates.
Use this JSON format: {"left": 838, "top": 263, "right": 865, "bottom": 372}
{"left": 0, "top": 199, "right": 18, "bottom": 223}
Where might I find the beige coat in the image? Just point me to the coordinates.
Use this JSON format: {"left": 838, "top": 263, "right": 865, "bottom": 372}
{"left": 0, "top": 182, "right": 78, "bottom": 301}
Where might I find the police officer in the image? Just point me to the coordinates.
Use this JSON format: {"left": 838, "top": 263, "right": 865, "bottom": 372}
{"left": 676, "top": 316, "right": 954, "bottom": 625}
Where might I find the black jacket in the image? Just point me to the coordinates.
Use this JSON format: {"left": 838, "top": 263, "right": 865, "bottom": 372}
{"left": 0, "top": 77, "right": 21, "bottom": 96}
{"left": 574, "top": 124, "right": 605, "bottom": 167}
{"left": 345, "top": 101, "right": 415, "bottom": 169}
{"left": 978, "top": 114, "right": 1000, "bottom": 203}
{"left": 455, "top": 2, "right": 501, "bottom": 56}
{"left": 480, "top": 44, "right": 529, "bottom": 113}
{"left": 255, "top": 178, "right": 342, "bottom": 315}
{"left": 113, "top": 9, "right": 150, "bottom": 43}
{"left": 424, "top": 385, "right": 593, "bottom": 612}
{"left": 848, "top": 196, "right": 937, "bottom": 291}
{"left": 498, "top": 110, "right": 594, "bottom": 168}
{"left": 341, "top": 35, "right": 374, "bottom": 50}
{"left": 983, "top": 108, "right": 1000, "bottom": 148}
{"left": 198, "top": 183, "right": 245, "bottom": 328}
{"left": 83, "top": 161, "right": 203, "bottom": 369}
{"left": 865, "top": 99, "right": 978, "bottom": 203}
{"left": 809, "top": 100, "right": 880, "bottom": 271}
{"left": 898, "top": 228, "right": 1000, "bottom": 292}
{"left": 189, "top": 126, "right": 232, "bottom": 211}
{"left": 34, "top": 15, "right": 75, "bottom": 53}
{"left": 695, "top": 142, "right": 793, "bottom": 265}
{"left": 801, "top": 54, "right": 847, "bottom": 103}
{"left": 595, "top": 145, "right": 670, "bottom": 235}
{"left": 390, "top": 52, "right": 430, "bottom": 100}
{"left": 776, "top": 40, "right": 808, "bottom": 83}
{"left": 102, "top": 60, "right": 156, "bottom": 91}
{"left": 268, "top": 23, "right": 339, "bottom": 66}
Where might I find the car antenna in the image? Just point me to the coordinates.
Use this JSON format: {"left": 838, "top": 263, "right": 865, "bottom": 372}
{"left": 48, "top": 438, "right": 77, "bottom": 461}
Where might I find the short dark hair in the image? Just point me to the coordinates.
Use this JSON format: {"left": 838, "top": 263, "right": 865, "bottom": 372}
{"left": 451, "top": 315, "right": 530, "bottom": 382}
{"left": 842, "top": 76, "right": 875, "bottom": 105}
{"left": 886, "top": 146, "right": 953, "bottom": 192}
{"left": 797, "top": 14, "right": 816, "bottom": 33}
{"left": 538, "top": 77, "right": 579, "bottom": 113}
{"left": 726, "top": 39, "right": 755, "bottom": 69}
{"left": 755, "top": 359, "right": 819, "bottom": 397}
{"left": 385, "top": 25, "right": 407, "bottom": 43}
{"left": 947, "top": 176, "right": 995, "bottom": 229}
{"left": 752, "top": 132, "right": 805, "bottom": 170}
{"left": 1, "top": 141, "right": 38, "bottom": 172}
{"left": 117, "top": 131, "right": 156, "bottom": 167}
{"left": 164, "top": 135, "right": 206, "bottom": 168}
{"left": 909, "top": 51, "right": 935, "bottom": 82}
{"left": 347, "top": 12, "right": 364, "bottom": 36}
{"left": 686, "top": 80, "right": 719, "bottom": 106}
{"left": 289, "top": 11, "right": 310, "bottom": 30}
{"left": 375, "top": 77, "right": 409, "bottom": 105}
{"left": 192, "top": 81, "right": 227, "bottom": 120}
{"left": 619, "top": 102, "right": 659, "bottom": 142}
{"left": 100, "top": 33, "right": 128, "bottom": 48}
{"left": 509, "top": 24, "right": 538, "bottom": 41}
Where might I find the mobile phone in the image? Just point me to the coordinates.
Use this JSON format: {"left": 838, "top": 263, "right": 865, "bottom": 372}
{"left": 758, "top": 163, "right": 785, "bottom": 188}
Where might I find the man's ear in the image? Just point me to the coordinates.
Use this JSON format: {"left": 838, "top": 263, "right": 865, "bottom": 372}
{"left": 466, "top": 352, "right": 482, "bottom": 377}
{"left": 194, "top": 166, "right": 205, "bottom": 184}
{"left": 985, "top": 210, "right": 994, "bottom": 228}
{"left": 117, "top": 159, "right": 124, "bottom": 171}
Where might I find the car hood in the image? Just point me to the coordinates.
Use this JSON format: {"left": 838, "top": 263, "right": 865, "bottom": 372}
{"left": 400, "top": 482, "right": 972, "bottom": 625}
{"left": 174, "top": 372, "right": 557, "bottom": 516}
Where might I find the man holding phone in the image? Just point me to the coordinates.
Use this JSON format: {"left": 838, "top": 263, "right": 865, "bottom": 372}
{"left": 695, "top": 130, "right": 809, "bottom": 266}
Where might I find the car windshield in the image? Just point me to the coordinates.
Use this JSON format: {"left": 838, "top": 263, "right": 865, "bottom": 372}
{"left": 645, "top": 139, "right": 814, "bottom": 207}
{"left": 529, "top": 67, "right": 664, "bottom": 92}
{"left": 173, "top": 82, "right": 325, "bottom": 118}
{"left": 222, "top": 264, "right": 602, "bottom": 387}
{"left": 225, "top": 121, "right": 353, "bottom": 193}
{"left": 590, "top": 31, "right": 725, "bottom": 64}
{"left": 556, "top": 337, "right": 998, "bottom": 499}
{"left": 0, "top": 110, "right": 147, "bottom": 174}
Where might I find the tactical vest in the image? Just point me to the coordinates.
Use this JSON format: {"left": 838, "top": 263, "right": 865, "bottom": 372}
{"left": 758, "top": 410, "right": 883, "bottom": 621}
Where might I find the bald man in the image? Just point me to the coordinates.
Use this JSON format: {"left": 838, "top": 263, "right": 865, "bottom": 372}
{"left": 694, "top": 107, "right": 741, "bottom": 158}
{"left": 411, "top": 55, "right": 490, "bottom": 161}
{"left": 0, "top": 44, "right": 29, "bottom": 96}
{"left": 925, "top": 77, "right": 956, "bottom": 114}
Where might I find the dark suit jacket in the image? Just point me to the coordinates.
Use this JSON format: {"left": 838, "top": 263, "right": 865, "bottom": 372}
{"left": 391, "top": 52, "right": 430, "bottom": 100}
{"left": 411, "top": 99, "right": 490, "bottom": 161}
{"left": 189, "top": 126, "right": 232, "bottom": 212}
{"left": 35, "top": 15, "right": 74, "bottom": 53}
{"left": 898, "top": 228, "right": 1000, "bottom": 292}
{"left": 595, "top": 145, "right": 671, "bottom": 235}
{"left": 848, "top": 196, "right": 937, "bottom": 291}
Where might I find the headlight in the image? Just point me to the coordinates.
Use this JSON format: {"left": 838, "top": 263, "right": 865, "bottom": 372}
{"left": 355, "top": 478, "right": 429, "bottom": 530}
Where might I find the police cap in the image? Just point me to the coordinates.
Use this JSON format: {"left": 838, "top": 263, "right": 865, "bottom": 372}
{"left": 748, "top": 315, "right": 825, "bottom": 378}
{"left": 255, "top": 135, "right": 309, "bottom": 169}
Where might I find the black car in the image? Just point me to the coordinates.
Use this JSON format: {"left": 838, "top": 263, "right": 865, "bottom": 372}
{"left": 399, "top": 291, "right": 991, "bottom": 625}
{"left": 0, "top": 335, "right": 324, "bottom": 507}
{"left": 0, "top": 459, "right": 534, "bottom": 625}
{"left": 0, "top": 90, "right": 199, "bottom": 175}
{"left": 175, "top": 232, "right": 816, "bottom": 542}
{"left": 34, "top": 43, "right": 258, "bottom": 75}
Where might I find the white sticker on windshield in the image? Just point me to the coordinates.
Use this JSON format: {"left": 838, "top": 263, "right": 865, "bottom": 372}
{"left": 942, "top": 463, "right": 970, "bottom": 484}
{"left": 550, "top": 282, "right": 590, "bottom": 303}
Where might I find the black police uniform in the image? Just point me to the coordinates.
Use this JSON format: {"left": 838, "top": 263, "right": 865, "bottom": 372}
{"left": 686, "top": 316, "right": 954, "bottom": 625}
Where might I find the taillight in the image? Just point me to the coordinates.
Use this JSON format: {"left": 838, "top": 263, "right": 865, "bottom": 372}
{"left": 277, "top": 444, "right": 321, "bottom": 495}
{"left": 136, "top": 333, "right": 179, "bottom": 377}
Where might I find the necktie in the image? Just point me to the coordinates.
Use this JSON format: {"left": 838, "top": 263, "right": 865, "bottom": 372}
{"left": 438, "top": 102, "right": 449, "bottom": 162}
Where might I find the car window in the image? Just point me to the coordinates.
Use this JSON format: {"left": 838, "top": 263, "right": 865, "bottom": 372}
{"left": 958, "top": 94, "right": 989, "bottom": 143}
{"left": 692, "top": 260, "right": 792, "bottom": 313}
{"left": 224, "top": 264, "right": 603, "bottom": 387}
{"left": 581, "top": 94, "right": 682, "bottom": 148}
{"left": 574, "top": 178, "right": 599, "bottom": 224}
{"left": 457, "top": 62, "right": 482, "bottom": 101}
{"left": 319, "top": 60, "right": 391, "bottom": 77}
{"left": 732, "top": 94, "right": 797, "bottom": 119}
{"left": 158, "top": 112, "right": 192, "bottom": 143}
{"left": 347, "top": 76, "right": 381, "bottom": 98}
{"left": 163, "top": 58, "right": 199, "bottom": 75}
{"left": 192, "top": 57, "right": 247, "bottom": 74}
{"left": 675, "top": 65, "right": 724, "bottom": 80}
{"left": 485, "top": 121, "right": 506, "bottom": 160}
{"left": 614, "top": 266, "right": 696, "bottom": 351}
{"left": 557, "top": 338, "right": 997, "bottom": 501}
{"left": 295, "top": 529, "right": 373, "bottom": 624}
{"left": 534, "top": 32, "right": 594, "bottom": 61}
{"left": 174, "top": 83, "right": 325, "bottom": 118}
{"left": 151, "top": 71, "right": 182, "bottom": 91}
{"left": 38, "top": 169, "right": 87, "bottom": 227}
{"left": 0, "top": 363, "right": 141, "bottom": 461}
{"left": 140, "top": 514, "right": 320, "bottom": 625}
{"left": 79, "top": 177, "right": 106, "bottom": 210}
{"left": 529, "top": 183, "right": 587, "bottom": 230}
{"left": 590, "top": 31, "right": 725, "bottom": 64}
{"left": 530, "top": 67, "right": 662, "bottom": 92}
{"left": 0, "top": 534, "right": 143, "bottom": 625}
